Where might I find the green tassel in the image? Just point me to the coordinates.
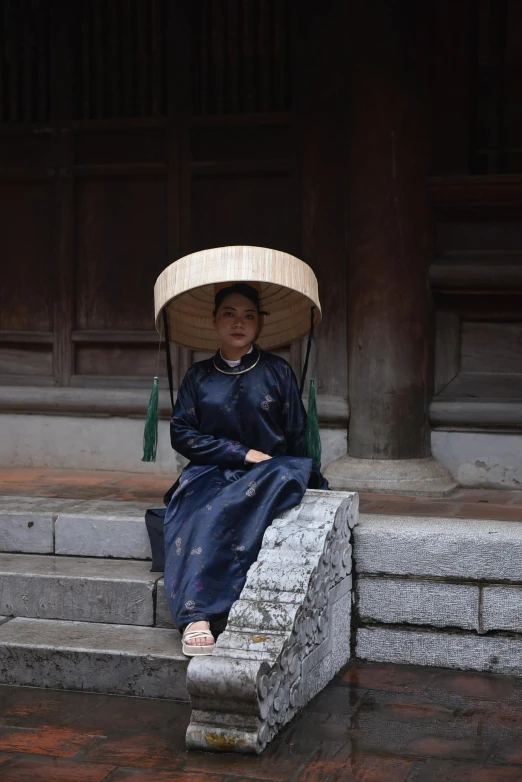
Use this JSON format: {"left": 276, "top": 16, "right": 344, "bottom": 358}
{"left": 142, "top": 376, "right": 159, "bottom": 462}
{"left": 306, "top": 377, "right": 321, "bottom": 467}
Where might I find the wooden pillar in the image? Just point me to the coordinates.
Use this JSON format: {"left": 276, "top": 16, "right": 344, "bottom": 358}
{"left": 346, "top": 0, "right": 434, "bottom": 460}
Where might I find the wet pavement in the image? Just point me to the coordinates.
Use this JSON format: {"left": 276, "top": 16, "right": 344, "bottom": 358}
{"left": 1, "top": 467, "right": 521, "bottom": 522}
{"left": 1, "top": 661, "right": 522, "bottom": 780}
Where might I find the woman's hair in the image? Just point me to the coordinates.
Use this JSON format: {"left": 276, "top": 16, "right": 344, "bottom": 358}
{"left": 213, "top": 282, "right": 264, "bottom": 316}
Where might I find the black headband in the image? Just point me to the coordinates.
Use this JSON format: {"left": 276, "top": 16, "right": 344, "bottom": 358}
{"left": 213, "top": 282, "right": 266, "bottom": 315}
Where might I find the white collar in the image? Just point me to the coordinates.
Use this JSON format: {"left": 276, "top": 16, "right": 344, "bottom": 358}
{"left": 220, "top": 344, "right": 253, "bottom": 367}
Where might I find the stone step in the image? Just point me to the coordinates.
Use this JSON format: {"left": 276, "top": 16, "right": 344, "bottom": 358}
{"left": 357, "top": 626, "right": 522, "bottom": 677}
{"left": 0, "top": 616, "right": 188, "bottom": 699}
{"left": 55, "top": 500, "right": 153, "bottom": 559}
{"left": 355, "top": 512, "right": 522, "bottom": 581}
{"left": 355, "top": 512, "right": 522, "bottom": 676}
{"left": 0, "top": 489, "right": 359, "bottom": 755}
{"left": 156, "top": 577, "right": 175, "bottom": 628}
{"left": 0, "top": 496, "right": 153, "bottom": 559}
{"left": 0, "top": 553, "right": 162, "bottom": 626}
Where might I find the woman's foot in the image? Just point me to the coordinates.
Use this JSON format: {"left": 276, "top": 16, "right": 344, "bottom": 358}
{"left": 182, "top": 620, "right": 215, "bottom": 657}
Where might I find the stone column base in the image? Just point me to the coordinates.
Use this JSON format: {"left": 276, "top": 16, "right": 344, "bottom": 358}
{"left": 324, "top": 456, "right": 457, "bottom": 496}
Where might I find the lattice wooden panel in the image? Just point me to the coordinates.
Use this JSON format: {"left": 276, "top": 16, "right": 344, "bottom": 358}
{"left": 73, "top": 0, "right": 168, "bottom": 120}
{"left": 191, "top": 0, "right": 293, "bottom": 115}
{"left": 0, "top": 0, "right": 51, "bottom": 124}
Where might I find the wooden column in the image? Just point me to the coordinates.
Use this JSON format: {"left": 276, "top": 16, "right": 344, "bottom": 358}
{"left": 346, "top": 0, "right": 434, "bottom": 460}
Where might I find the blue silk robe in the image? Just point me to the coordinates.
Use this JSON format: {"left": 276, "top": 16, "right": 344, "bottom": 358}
{"left": 163, "top": 346, "right": 327, "bottom": 629}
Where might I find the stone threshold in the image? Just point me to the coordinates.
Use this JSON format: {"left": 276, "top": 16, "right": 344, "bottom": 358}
{"left": 0, "top": 467, "right": 521, "bottom": 518}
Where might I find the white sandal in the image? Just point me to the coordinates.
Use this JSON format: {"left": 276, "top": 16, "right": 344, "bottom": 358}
{"left": 182, "top": 621, "right": 215, "bottom": 657}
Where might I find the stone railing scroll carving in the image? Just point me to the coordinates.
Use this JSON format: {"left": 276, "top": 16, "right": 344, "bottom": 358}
{"left": 185, "top": 489, "right": 358, "bottom": 754}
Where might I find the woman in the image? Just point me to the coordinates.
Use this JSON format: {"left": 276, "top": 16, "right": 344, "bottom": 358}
{"left": 163, "top": 282, "right": 327, "bottom": 655}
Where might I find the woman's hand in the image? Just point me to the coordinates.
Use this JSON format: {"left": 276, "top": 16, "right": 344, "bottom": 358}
{"left": 245, "top": 449, "right": 272, "bottom": 464}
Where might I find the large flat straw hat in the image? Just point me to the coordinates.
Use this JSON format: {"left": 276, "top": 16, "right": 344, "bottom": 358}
{"left": 154, "top": 246, "right": 321, "bottom": 351}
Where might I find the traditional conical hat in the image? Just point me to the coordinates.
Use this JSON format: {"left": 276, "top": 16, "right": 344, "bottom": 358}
{"left": 154, "top": 246, "right": 321, "bottom": 351}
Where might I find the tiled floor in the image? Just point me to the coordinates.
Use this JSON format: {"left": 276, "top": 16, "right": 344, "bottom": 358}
{"left": 0, "top": 468, "right": 177, "bottom": 503}
{"left": 359, "top": 488, "right": 522, "bottom": 523}
{"left": 1, "top": 662, "right": 522, "bottom": 780}
{"left": 0, "top": 467, "right": 521, "bottom": 521}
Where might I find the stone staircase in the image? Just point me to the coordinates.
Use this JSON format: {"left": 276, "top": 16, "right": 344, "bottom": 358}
{"left": 0, "top": 490, "right": 358, "bottom": 752}
{"left": 0, "top": 495, "right": 188, "bottom": 699}
{"left": 354, "top": 512, "right": 522, "bottom": 676}
{"left": 7, "top": 476, "right": 522, "bottom": 748}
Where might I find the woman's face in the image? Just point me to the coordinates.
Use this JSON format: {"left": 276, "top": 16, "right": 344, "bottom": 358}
{"left": 214, "top": 292, "right": 261, "bottom": 353}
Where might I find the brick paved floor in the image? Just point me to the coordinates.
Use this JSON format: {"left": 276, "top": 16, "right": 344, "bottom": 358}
{"left": 1, "top": 662, "right": 522, "bottom": 780}
{"left": 0, "top": 467, "right": 521, "bottom": 521}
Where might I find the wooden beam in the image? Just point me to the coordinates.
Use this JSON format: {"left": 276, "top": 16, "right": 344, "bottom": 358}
{"left": 429, "top": 174, "right": 522, "bottom": 219}
{"left": 0, "top": 168, "right": 55, "bottom": 182}
{"left": 0, "top": 331, "right": 55, "bottom": 344}
{"left": 71, "top": 330, "right": 160, "bottom": 343}
{"left": 430, "top": 400, "right": 522, "bottom": 431}
{"left": 189, "top": 160, "right": 293, "bottom": 176}
{"left": 0, "top": 386, "right": 349, "bottom": 425}
{"left": 72, "top": 163, "right": 167, "bottom": 177}
{"left": 430, "top": 255, "right": 522, "bottom": 291}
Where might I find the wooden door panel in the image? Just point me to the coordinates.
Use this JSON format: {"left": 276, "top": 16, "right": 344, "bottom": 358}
{"left": 0, "top": 344, "right": 53, "bottom": 376}
{"left": 75, "top": 176, "right": 168, "bottom": 331}
{"left": 461, "top": 322, "right": 522, "bottom": 374}
{"left": 75, "top": 343, "right": 164, "bottom": 376}
{"left": 190, "top": 173, "right": 299, "bottom": 256}
{"left": 0, "top": 182, "right": 54, "bottom": 332}
{"left": 74, "top": 128, "right": 167, "bottom": 166}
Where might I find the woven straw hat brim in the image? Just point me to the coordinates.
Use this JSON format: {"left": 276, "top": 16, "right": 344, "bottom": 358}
{"left": 154, "top": 246, "right": 321, "bottom": 351}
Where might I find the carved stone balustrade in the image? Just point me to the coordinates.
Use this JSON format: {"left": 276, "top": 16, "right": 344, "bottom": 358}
{"left": 185, "top": 489, "right": 358, "bottom": 753}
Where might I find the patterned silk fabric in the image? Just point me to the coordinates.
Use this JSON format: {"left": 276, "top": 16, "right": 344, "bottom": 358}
{"left": 164, "top": 346, "right": 328, "bottom": 629}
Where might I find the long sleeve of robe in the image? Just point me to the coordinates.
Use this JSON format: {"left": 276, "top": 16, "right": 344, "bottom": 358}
{"left": 163, "top": 347, "right": 328, "bottom": 629}
{"left": 170, "top": 370, "right": 249, "bottom": 467}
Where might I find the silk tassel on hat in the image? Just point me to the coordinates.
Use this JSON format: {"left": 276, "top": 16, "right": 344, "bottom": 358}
{"left": 299, "top": 307, "right": 321, "bottom": 467}
{"left": 142, "top": 309, "right": 176, "bottom": 463}
{"left": 306, "top": 377, "right": 321, "bottom": 468}
{"left": 142, "top": 375, "right": 159, "bottom": 462}
{"left": 141, "top": 329, "right": 162, "bottom": 462}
